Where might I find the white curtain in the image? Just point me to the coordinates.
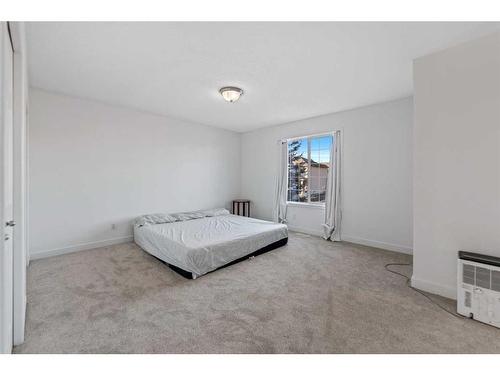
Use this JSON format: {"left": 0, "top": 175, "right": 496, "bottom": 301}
{"left": 323, "top": 131, "right": 341, "bottom": 241}
{"left": 273, "top": 141, "right": 288, "bottom": 223}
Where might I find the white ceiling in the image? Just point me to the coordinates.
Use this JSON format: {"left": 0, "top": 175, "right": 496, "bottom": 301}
{"left": 27, "top": 22, "right": 500, "bottom": 132}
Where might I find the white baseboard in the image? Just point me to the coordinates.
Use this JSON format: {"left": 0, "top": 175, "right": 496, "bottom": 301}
{"left": 287, "top": 227, "right": 413, "bottom": 255}
{"left": 411, "top": 276, "right": 456, "bottom": 300}
{"left": 287, "top": 225, "right": 324, "bottom": 237}
{"left": 341, "top": 235, "right": 413, "bottom": 255}
{"left": 29, "top": 235, "right": 134, "bottom": 260}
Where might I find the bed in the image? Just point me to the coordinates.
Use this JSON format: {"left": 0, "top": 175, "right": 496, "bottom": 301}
{"left": 134, "top": 209, "right": 288, "bottom": 279}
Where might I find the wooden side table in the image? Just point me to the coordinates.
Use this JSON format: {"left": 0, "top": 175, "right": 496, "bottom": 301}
{"left": 232, "top": 199, "right": 250, "bottom": 217}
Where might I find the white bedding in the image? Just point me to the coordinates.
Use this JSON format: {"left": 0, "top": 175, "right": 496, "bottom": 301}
{"left": 134, "top": 214, "right": 288, "bottom": 278}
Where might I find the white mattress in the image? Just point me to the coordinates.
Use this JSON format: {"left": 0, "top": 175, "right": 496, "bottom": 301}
{"left": 134, "top": 214, "right": 288, "bottom": 278}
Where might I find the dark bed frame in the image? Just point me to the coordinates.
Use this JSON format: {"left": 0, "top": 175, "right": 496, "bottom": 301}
{"left": 156, "top": 237, "right": 288, "bottom": 279}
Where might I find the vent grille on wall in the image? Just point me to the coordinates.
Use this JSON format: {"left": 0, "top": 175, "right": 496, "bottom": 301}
{"left": 463, "top": 263, "right": 500, "bottom": 291}
{"left": 476, "top": 267, "right": 491, "bottom": 289}
{"left": 492, "top": 270, "right": 500, "bottom": 292}
{"left": 463, "top": 264, "right": 475, "bottom": 285}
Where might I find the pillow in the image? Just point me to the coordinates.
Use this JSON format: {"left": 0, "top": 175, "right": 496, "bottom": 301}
{"left": 135, "top": 208, "right": 231, "bottom": 227}
{"left": 134, "top": 213, "right": 178, "bottom": 227}
{"left": 171, "top": 211, "right": 206, "bottom": 221}
{"left": 199, "top": 208, "right": 230, "bottom": 217}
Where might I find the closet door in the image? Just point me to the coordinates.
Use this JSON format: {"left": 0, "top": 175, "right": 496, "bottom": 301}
{"left": 0, "top": 21, "right": 14, "bottom": 354}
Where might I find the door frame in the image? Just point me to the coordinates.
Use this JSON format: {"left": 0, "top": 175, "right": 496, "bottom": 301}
{"left": 9, "top": 21, "right": 28, "bottom": 347}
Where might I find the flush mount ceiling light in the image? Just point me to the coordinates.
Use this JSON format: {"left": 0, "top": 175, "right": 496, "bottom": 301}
{"left": 219, "top": 86, "right": 243, "bottom": 103}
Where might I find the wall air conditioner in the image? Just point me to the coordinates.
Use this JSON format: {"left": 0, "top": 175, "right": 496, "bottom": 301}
{"left": 457, "top": 251, "right": 500, "bottom": 328}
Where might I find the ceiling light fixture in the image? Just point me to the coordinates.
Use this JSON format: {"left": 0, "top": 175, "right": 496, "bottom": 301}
{"left": 219, "top": 86, "right": 243, "bottom": 103}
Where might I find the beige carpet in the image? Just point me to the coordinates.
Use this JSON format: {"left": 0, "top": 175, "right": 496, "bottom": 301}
{"left": 14, "top": 232, "right": 500, "bottom": 353}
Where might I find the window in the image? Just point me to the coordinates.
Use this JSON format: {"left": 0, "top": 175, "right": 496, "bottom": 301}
{"left": 287, "top": 134, "right": 333, "bottom": 204}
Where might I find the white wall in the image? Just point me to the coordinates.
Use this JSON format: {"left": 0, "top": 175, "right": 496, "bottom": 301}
{"left": 28, "top": 89, "right": 241, "bottom": 258}
{"left": 241, "top": 97, "right": 413, "bottom": 254}
{"left": 412, "top": 31, "right": 500, "bottom": 299}
{"left": 30, "top": 91, "right": 413, "bottom": 259}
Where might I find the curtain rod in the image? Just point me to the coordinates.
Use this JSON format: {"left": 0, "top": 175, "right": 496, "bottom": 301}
{"left": 279, "top": 130, "right": 339, "bottom": 143}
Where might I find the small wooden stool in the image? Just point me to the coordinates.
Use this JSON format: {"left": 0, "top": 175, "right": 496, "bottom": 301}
{"left": 232, "top": 199, "right": 250, "bottom": 217}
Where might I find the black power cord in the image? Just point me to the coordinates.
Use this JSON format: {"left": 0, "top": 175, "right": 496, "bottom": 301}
{"left": 384, "top": 263, "right": 466, "bottom": 319}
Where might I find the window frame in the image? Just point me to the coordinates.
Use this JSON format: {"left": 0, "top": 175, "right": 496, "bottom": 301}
{"left": 285, "top": 132, "right": 335, "bottom": 207}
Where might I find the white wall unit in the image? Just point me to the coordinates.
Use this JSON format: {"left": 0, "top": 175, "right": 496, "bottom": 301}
{"left": 412, "top": 31, "right": 500, "bottom": 299}
{"left": 28, "top": 89, "right": 241, "bottom": 258}
{"left": 241, "top": 97, "right": 413, "bottom": 254}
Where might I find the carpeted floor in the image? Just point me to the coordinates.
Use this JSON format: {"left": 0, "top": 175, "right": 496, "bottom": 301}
{"left": 14, "top": 232, "right": 500, "bottom": 353}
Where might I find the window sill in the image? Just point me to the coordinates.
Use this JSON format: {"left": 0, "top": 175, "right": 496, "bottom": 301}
{"left": 286, "top": 202, "right": 326, "bottom": 210}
